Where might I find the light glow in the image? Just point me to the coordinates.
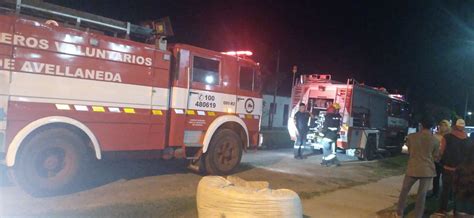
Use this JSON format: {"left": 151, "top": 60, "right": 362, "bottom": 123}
{"left": 221, "top": 50, "right": 253, "bottom": 56}
{"left": 205, "top": 75, "right": 214, "bottom": 84}
{"left": 389, "top": 94, "right": 404, "bottom": 100}
{"left": 468, "top": 111, "right": 472, "bottom": 116}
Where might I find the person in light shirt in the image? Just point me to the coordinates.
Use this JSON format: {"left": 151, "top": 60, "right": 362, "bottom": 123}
{"left": 396, "top": 116, "right": 439, "bottom": 218}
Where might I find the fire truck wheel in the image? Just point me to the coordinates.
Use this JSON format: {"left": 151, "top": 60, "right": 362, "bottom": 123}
{"left": 204, "top": 129, "right": 243, "bottom": 175}
{"left": 390, "top": 146, "right": 403, "bottom": 156}
{"left": 389, "top": 135, "right": 404, "bottom": 156}
{"left": 364, "top": 143, "right": 376, "bottom": 161}
{"left": 13, "top": 128, "right": 86, "bottom": 196}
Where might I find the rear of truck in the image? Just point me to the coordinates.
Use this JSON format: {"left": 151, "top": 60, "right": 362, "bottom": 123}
{"left": 345, "top": 85, "right": 409, "bottom": 159}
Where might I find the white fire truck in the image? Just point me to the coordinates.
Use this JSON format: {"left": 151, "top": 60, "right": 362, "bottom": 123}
{"left": 288, "top": 74, "right": 409, "bottom": 160}
{"left": 0, "top": 0, "right": 262, "bottom": 196}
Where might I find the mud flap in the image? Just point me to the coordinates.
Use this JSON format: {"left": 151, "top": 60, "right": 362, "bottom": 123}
{"left": 187, "top": 148, "right": 205, "bottom": 174}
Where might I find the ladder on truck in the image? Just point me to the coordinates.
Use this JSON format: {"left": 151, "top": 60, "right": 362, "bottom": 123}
{"left": 291, "top": 85, "right": 303, "bottom": 109}
{"left": 0, "top": 0, "right": 173, "bottom": 41}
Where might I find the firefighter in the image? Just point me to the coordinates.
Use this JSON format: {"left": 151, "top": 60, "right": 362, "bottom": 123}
{"left": 321, "top": 103, "right": 341, "bottom": 166}
{"left": 294, "top": 103, "right": 313, "bottom": 159}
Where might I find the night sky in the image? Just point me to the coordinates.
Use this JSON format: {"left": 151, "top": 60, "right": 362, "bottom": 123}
{"left": 48, "top": 0, "right": 474, "bottom": 117}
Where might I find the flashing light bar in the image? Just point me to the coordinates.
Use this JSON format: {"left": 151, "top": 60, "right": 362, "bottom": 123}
{"left": 389, "top": 94, "right": 405, "bottom": 100}
{"left": 221, "top": 50, "right": 253, "bottom": 56}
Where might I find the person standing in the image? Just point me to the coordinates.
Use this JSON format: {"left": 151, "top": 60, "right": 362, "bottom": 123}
{"left": 453, "top": 143, "right": 474, "bottom": 216}
{"left": 429, "top": 120, "right": 451, "bottom": 198}
{"left": 293, "top": 103, "right": 313, "bottom": 159}
{"left": 397, "top": 116, "right": 439, "bottom": 218}
{"left": 321, "top": 103, "right": 341, "bottom": 166}
{"left": 435, "top": 119, "right": 469, "bottom": 215}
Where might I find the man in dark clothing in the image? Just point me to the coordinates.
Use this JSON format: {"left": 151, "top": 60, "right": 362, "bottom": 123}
{"left": 435, "top": 119, "right": 469, "bottom": 215}
{"left": 293, "top": 103, "right": 313, "bottom": 159}
{"left": 321, "top": 104, "right": 341, "bottom": 166}
{"left": 454, "top": 143, "right": 474, "bottom": 216}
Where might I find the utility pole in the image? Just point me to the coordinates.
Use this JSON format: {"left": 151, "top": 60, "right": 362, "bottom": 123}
{"left": 290, "top": 65, "right": 298, "bottom": 112}
{"left": 291, "top": 65, "right": 297, "bottom": 87}
{"left": 464, "top": 91, "right": 469, "bottom": 120}
{"left": 268, "top": 50, "right": 280, "bottom": 129}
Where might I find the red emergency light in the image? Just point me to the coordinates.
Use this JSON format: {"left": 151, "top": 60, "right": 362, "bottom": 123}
{"left": 221, "top": 50, "right": 253, "bottom": 56}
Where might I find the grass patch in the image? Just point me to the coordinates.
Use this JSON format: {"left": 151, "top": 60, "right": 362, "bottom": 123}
{"left": 372, "top": 155, "right": 408, "bottom": 178}
{"left": 299, "top": 155, "right": 408, "bottom": 200}
{"left": 298, "top": 180, "right": 367, "bottom": 200}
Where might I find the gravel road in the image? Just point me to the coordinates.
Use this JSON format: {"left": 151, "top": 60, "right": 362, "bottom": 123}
{"left": 0, "top": 148, "right": 407, "bottom": 217}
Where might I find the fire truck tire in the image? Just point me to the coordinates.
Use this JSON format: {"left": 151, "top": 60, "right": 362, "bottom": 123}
{"left": 389, "top": 135, "right": 404, "bottom": 156}
{"left": 358, "top": 135, "right": 377, "bottom": 161}
{"left": 390, "top": 146, "right": 403, "bottom": 156}
{"left": 358, "top": 148, "right": 374, "bottom": 161}
{"left": 13, "top": 128, "right": 87, "bottom": 196}
{"left": 204, "top": 129, "right": 243, "bottom": 175}
{"left": 364, "top": 140, "right": 377, "bottom": 161}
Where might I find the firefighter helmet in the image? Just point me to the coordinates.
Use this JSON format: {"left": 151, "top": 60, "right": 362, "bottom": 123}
{"left": 332, "top": 103, "right": 341, "bottom": 110}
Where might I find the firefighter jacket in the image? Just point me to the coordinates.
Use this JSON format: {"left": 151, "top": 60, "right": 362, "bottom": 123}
{"left": 323, "top": 113, "right": 341, "bottom": 141}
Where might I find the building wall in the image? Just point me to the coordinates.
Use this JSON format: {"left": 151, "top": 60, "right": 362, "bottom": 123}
{"left": 261, "top": 94, "right": 291, "bottom": 128}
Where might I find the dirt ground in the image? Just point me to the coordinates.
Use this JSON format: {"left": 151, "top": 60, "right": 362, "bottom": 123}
{"left": 0, "top": 148, "right": 408, "bottom": 217}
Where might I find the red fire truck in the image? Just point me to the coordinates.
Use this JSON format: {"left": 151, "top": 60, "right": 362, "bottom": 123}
{"left": 0, "top": 0, "right": 262, "bottom": 195}
{"left": 288, "top": 74, "right": 409, "bottom": 160}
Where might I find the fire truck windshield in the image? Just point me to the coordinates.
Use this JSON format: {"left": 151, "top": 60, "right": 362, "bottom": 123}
{"left": 389, "top": 101, "right": 408, "bottom": 118}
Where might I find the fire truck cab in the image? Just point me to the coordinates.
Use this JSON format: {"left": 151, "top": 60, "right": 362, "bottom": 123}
{"left": 288, "top": 74, "right": 409, "bottom": 160}
{"left": 0, "top": 0, "right": 262, "bottom": 196}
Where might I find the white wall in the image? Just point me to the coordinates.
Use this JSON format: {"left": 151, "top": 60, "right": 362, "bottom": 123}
{"left": 261, "top": 94, "right": 291, "bottom": 128}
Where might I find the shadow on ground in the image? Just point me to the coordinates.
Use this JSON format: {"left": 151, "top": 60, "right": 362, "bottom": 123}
{"left": 74, "top": 157, "right": 262, "bottom": 196}
{"left": 1, "top": 154, "right": 262, "bottom": 196}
